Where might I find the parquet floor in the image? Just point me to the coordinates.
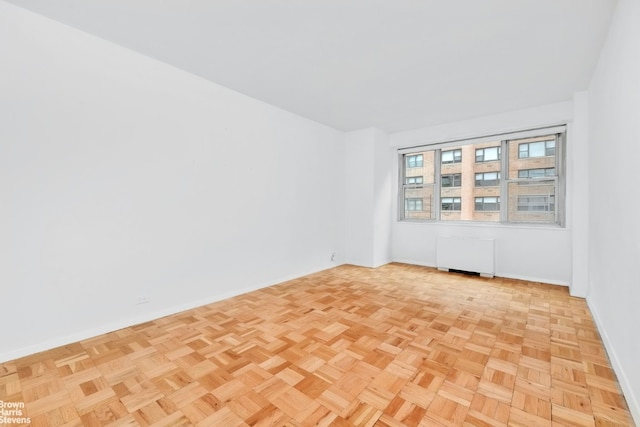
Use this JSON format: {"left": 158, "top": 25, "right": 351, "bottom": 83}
{"left": 0, "top": 263, "right": 634, "bottom": 426}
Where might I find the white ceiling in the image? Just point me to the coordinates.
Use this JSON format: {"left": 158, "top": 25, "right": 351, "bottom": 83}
{"left": 6, "top": 0, "right": 617, "bottom": 132}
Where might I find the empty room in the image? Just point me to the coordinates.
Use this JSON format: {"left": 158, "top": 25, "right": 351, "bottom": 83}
{"left": 1, "top": 0, "right": 638, "bottom": 426}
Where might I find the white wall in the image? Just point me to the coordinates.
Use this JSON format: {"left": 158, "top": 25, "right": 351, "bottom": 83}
{"left": 569, "top": 92, "right": 590, "bottom": 297}
{"left": 0, "top": 2, "right": 345, "bottom": 362}
{"left": 372, "top": 129, "right": 393, "bottom": 267}
{"left": 345, "top": 130, "right": 375, "bottom": 266}
{"left": 390, "top": 101, "right": 581, "bottom": 287}
{"left": 344, "top": 128, "right": 392, "bottom": 267}
{"left": 587, "top": 0, "right": 640, "bottom": 422}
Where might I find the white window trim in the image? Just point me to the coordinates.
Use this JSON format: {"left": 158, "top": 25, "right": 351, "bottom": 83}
{"left": 398, "top": 125, "right": 566, "bottom": 226}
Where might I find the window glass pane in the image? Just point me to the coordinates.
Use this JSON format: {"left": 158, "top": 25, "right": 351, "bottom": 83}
{"left": 475, "top": 171, "right": 500, "bottom": 187}
{"left": 441, "top": 197, "right": 461, "bottom": 213}
{"left": 441, "top": 174, "right": 461, "bottom": 187}
{"left": 509, "top": 135, "right": 557, "bottom": 180}
{"left": 406, "top": 176, "right": 424, "bottom": 184}
{"left": 507, "top": 180, "right": 556, "bottom": 223}
{"left": 529, "top": 141, "right": 545, "bottom": 157}
{"left": 484, "top": 147, "right": 499, "bottom": 161}
{"left": 402, "top": 151, "right": 435, "bottom": 220}
{"left": 403, "top": 186, "right": 434, "bottom": 220}
{"left": 442, "top": 149, "right": 462, "bottom": 164}
{"left": 519, "top": 144, "right": 528, "bottom": 158}
{"left": 546, "top": 140, "right": 556, "bottom": 156}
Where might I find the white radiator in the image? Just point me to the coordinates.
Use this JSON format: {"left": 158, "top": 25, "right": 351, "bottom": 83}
{"left": 436, "top": 236, "right": 495, "bottom": 277}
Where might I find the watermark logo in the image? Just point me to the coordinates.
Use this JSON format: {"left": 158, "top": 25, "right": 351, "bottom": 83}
{"left": 0, "top": 400, "right": 31, "bottom": 424}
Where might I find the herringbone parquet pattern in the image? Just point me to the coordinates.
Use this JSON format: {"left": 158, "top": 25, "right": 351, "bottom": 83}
{"left": 0, "top": 263, "right": 634, "bottom": 426}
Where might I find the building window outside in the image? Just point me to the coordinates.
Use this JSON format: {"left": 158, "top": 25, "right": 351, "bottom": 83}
{"left": 475, "top": 196, "right": 500, "bottom": 211}
{"left": 475, "top": 146, "right": 501, "bottom": 162}
{"left": 518, "top": 168, "right": 555, "bottom": 178}
{"left": 517, "top": 195, "right": 555, "bottom": 212}
{"left": 441, "top": 173, "right": 462, "bottom": 187}
{"left": 399, "top": 127, "right": 564, "bottom": 225}
{"left": 406, "top": 198, "right": 423, "bottom": 211}
{"left": 441, "top": 197, "right": 461, "bottom": 211}
{"left": 441, "top": 149, "right": 462, "bottom": 164}
{"left": 406, "top": 154, "right": 423, "bottom": 168}
{"left": 475, "top": 172, "right": 500, "bottom": 187}
{"left": 518, "top": 140, "right": 555, "bottom": 158}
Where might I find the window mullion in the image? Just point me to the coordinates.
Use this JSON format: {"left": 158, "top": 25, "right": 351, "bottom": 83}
{"left": 500, "top": 139, "right": 508, "bottom": 223}
{"left": 435, "top": 149, "right": 442, "bottom": 221}
{"left": 398, "top": 153, "right": 406, "bottom": 220}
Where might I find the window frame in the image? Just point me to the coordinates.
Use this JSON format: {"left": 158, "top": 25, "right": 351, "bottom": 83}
{"left": 398, "top": 126, "right": 566, "bottom": 226}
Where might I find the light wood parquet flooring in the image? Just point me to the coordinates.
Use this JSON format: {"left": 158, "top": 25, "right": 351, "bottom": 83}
{"left": 0, "top": 263, "right": 634, "bottom": 426}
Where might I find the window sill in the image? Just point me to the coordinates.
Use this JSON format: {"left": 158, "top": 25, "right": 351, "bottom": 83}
{"left": 397, "top": 219, "right": 565, "bottom": 231}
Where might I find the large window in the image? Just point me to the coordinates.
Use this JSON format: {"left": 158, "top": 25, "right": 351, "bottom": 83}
{"left": 399, "top": 127, "right": 565, "bottom": 225}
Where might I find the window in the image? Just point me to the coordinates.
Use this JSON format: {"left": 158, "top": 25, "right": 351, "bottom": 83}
{"left": 475, "top": 197, "right": 500, "bottom": 211}
{"left": 441, "top": 197, "right": 461, "bottom": 211}
{"left": 405, "top": 198, "right": 423, "bottom": 211}
{"left": 518, "top": 140, "right": 555, "bottom": 158}
{"left": 441, "top": 174, "right": 461, "bottom": 187}
{"left": 406, "top": 154, "right": 423, "bottom": 168}
{"left": 441, "top": 149, "right": 462, "bottom": 164}
{"left": 401, "top": 151, "right": 435, "bottom": 220}
{"left": 518, "top": 168, "right": 555, "bottom": 178}
{"left": 475, "top": 172, "right": 500, "bottom": 187}
{"left": 399, "top": 127, "right": 565, "bottom": 224}
{"left": 517, "top": 195, "right": 555, "bottom": 212}
{"left": 476, "top": 146, "right": 501, "bottom": 162}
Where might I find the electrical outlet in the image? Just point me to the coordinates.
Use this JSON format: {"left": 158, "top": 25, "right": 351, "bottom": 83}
{"left": 135, "top": 296, "right": 149, "bottom": 305}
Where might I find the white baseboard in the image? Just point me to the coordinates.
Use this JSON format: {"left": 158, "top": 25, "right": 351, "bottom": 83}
{"left": 391, "top": 258, "right": 569, "bottom": 287}
{"left": 587, "top": 298, "right": 640, "bottom": 426}
{"left": 391, "top": 258, "right": 436, "bottom": 268}
{"left": 494, "top": 272, "right": 569, "bottom": 288}
{"left": 0, "top": 264, "right": 341, "bottom": 363}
